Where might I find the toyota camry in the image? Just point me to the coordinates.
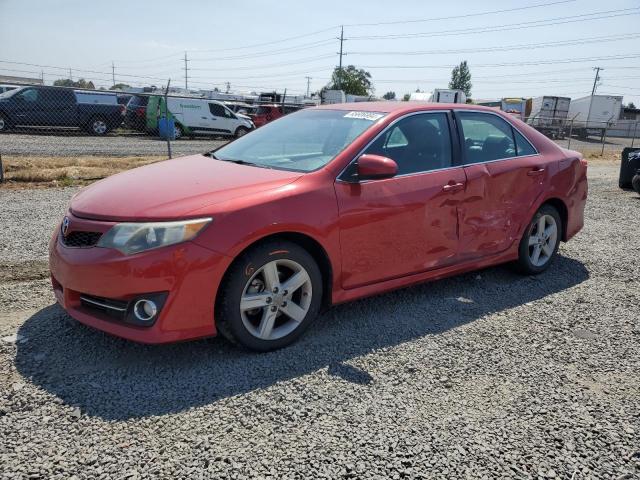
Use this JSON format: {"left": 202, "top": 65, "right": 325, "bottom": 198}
{"left": 49, "top": 102, "right": 587, "bottom": 351}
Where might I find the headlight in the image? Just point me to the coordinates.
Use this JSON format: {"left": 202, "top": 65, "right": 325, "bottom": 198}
{"left": 97, "top": 218, "right": 212, "bottom": 255}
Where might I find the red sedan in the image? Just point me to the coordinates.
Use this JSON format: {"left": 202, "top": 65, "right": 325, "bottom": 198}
{"left": 49, "top": 102, "right": 587, "bottom": 351}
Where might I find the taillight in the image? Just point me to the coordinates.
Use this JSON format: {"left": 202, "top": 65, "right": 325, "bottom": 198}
{"left": 135, "top": 107, "right": 146, "bottom": 117}
{"left": 119, "top": 104, "right": 126, "bottom": 115}
{"left": 580, "top": 157, "right": 588, "bottom": 167}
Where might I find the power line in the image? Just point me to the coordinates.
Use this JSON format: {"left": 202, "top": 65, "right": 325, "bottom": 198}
{"left": 348, "top": 8, "right": 640, "bottom": 41}
{"left": 360, "top": 53, "right": 640, "bottom": 69}
{"left": 344, "top": 0, "right": 576, "bottom": 27}
{"left": 348, "top": 33, "right": 640, "bottom": 56}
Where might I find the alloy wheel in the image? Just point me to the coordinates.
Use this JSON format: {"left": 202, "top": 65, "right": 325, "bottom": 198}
{"left": 528, "top": 214, "right": 558, "bottom": 267}
{"left": 240, "top": 259, "right": 312, "bottom": 341}
{"left": 92, "top": 120, "right": 107, "bottom": 135}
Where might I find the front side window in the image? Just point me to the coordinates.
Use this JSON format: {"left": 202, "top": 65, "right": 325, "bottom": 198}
{"left": 363, "top": 113, "right": 453, "bottom": 175}
{"left": 17, "top": 88, "right": 38, "bottom": 103}
{"left": 209, "top": 103, "right": 226, "bottom": 117}
{"left": 213, "top": 109, "right": 383, "bottom": 172}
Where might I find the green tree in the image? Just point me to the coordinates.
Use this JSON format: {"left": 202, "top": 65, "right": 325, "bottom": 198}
{"left": 402, "top": 93, "right": 411, "bottom": 101}
{"left": 53, "top": 78, "right": 96, "bottom": 89}
{"left": 109, "top": 83, "right": 131, "bottom": 90}
{"left": 327, "top": 65, "right": 373, "bottom": 96}
{"left": 449, "top": 60, "right": 472, "bottom": 97}
{"left": 382, "top": 91, "right": 396, "bottom": 100}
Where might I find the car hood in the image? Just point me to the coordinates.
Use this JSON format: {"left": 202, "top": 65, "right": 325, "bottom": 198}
{"left": 70, "top": 154, "right": 304, "bottom": 221}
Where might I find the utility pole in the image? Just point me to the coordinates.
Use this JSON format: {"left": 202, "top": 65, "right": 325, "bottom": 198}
{"left": 226, "top": 82, "right": 231, "bottom": 94}
{"left": 111, "top": 61, "right": 116, "bottom": 87}
{"left": 305, "top": 76, "right": 312, "bottom": 97}
{"left": 337, "top": 25, "right": 345, "bottom": 89}
{"left": 40, "top": 70, "right": 44, "bottom": 85}
{"left": 591, "top": 66, "right": 603, "bottom": 96}
{"left": 69, "top": 68, "right": 73, "bottom": 81}
{"left": 183, "top": 52, "right": 189, "bottom": 90}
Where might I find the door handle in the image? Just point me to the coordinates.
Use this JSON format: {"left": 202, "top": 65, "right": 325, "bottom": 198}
{"left": 527, "top": 168, "right": 545, "bottom": 176}
{"left": 442, "top": 182, "right": 465, "bottom": 192}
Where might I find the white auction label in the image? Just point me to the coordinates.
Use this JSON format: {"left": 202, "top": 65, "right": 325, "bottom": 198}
{"left": 343, "top": 111, "right": 385, "bottom": 121}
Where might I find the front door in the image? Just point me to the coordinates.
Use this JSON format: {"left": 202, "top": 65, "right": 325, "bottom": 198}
{"left": 207, "top": 103, "right": 234, "bottom": 135}
{"left": 455, "top": 111, "right": 547, "bottom": 260}
{"left": 335, "top": 112, "right": 465, "bottom": 289}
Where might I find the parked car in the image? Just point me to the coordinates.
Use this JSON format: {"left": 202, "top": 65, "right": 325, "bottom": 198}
{"left": 0, "top": 86, "right": 124, "bottom": 135}
{"left": 0, "top": 84, "right": 20, "bottom": 94}
{"left": 124, "top": 94, "right": 150, "bottom": 132}
{"left": 251, "top": 103, "right": 304, "bottom": 127}
{"left": 148, "top": 96, "right": 254, "bottom": 138}
{"left": 49, "top": 103, "right": 587, "bottom": 351}
{"left": 224, "top": 101, "right": 258, "bottom": 116}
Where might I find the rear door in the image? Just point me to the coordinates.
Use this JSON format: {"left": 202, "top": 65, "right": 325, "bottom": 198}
{"left": 455, "top": 111, "right": 546, "bottom": 261}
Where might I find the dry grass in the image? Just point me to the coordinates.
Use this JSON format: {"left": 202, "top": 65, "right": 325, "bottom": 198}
{"left": 0, "top": 155, "right": 166, "bottom": 188}
{"left": 0, "top": 147, "right": 626, "bottom": 189}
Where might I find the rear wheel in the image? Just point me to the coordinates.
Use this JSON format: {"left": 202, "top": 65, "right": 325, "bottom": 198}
{"left": 216, "top": 241, "right": 323, "bottom": 351}
{"left": 515, "top": 204, "right": 562, "bottom": 275}
{"left": 88, "top": 116, "right": 109, "bottom": 135}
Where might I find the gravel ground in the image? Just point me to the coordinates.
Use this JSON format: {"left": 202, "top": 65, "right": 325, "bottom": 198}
{"left": 0, "top": 131, "right": 635, "bottom": 157}
{"left": 0, "top": 132, "right": 228, "bottom": 157}
{"left": 0, "top": 163, "right": 639, "bottom": 479}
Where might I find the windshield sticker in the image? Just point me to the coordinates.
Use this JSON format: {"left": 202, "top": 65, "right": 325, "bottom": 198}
{"left": 343, "top": 111, "right": 384, "bottom": 121}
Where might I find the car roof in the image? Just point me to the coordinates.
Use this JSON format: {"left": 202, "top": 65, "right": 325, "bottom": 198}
{"left": 314, "top": 101, "right": 501, "bottom": 114}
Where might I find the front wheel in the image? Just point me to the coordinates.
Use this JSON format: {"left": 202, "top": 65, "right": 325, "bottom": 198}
{"left": 235, "top": 126, "right": 249, "bottom": 138}
{"left": 515, "top": 205, "right": 562, "bottom": 275}
{"left": 0, "top": 113, "right": 10, "bottom": 133}
{"left": 216, "top": 241, "right": 323, "bottom": 351}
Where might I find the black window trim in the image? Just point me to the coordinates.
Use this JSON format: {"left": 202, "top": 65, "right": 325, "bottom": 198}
{"left": 337, "top": 109, "right": 461, "bottom": 183}
{"left": 452, "top": 109, "right": 540, "bottom": 167}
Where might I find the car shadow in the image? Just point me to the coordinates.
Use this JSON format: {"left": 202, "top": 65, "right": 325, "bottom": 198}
{"left": 15, "top": 255, "right": 588, "bottom": 420}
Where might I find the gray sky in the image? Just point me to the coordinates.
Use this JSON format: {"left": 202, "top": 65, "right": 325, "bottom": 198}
{"left": 1, "top": 0, "right": 638, "bottom": 104}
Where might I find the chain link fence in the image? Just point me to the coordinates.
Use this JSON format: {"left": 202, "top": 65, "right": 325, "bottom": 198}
{"left": 0, "top": 84, "right": 637, "bottom": 185}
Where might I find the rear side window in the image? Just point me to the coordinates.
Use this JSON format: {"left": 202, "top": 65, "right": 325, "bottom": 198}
{"left": 514, "top": 129, "right": 537, "bottom": 156}
{"left": 364, "top": 112, "right": 453, "bottom": 175}
{"left": 458, "top": 112, "right": 537, "bottom": 164}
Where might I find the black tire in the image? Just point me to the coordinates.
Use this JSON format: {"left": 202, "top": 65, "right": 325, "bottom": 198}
{"left": 216, "top": 240, "right": 323, "bottom": 351}
{"left": 235, "top": 126, "right": 249, "bottom": 138}
{"left": 173, "top": 123, "right": 183, "bottom": 140}
{"left": 0, "top": 113, "right": 11, "bottom": 133}
{"left": 632, "top": 173, "right": 640, "bottom": 195}
{"left": 87, "top": 116, "right": 110, "bottom": 135}
{"left": 515, "top": 204, "right": 563, "bottom": 275}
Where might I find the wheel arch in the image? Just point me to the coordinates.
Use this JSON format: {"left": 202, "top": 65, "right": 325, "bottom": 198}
{"left": 215, "top": 231, "right": 334, "bottom": 314}
{"left": 540, "top": 197, "right": 569, "bottom": 242}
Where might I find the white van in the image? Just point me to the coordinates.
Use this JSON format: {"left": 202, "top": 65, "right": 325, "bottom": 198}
{"left": 166, "top": 97, "right": 254, "bottom": 138}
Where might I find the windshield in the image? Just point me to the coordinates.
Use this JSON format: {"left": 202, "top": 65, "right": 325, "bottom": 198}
{"left": 0, "top": 88, "right": 21, "bottom": 98}
{"left": 213, "top": 109, "right": 384, "bottom": 172}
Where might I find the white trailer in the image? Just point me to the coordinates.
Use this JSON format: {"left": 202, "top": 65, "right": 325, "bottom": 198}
{"left": 428, "top": 89, "right": 466, "bottom": 103}
{"left": 568, "top": 95, "right": 623, "bottom": 138}
{"left": 528, "top": 96, "right": 571, "bottom": 139}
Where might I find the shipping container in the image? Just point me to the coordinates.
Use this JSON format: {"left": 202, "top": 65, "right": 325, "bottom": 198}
{"left": 568, "top": 95, "right": 623, "bottom": 138}
{"left": 428, "top": 89, "right": 466, "bottom": 103}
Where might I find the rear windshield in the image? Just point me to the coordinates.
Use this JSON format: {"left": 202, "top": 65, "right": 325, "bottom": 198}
{"left": 256, "top": 105, "right": 277, "bottom": 115}
{"left": 213, "top": 109, "right": 385, "bottom": 172}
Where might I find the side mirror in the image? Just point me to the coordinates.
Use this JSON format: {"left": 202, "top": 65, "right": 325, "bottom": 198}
{"left": 357, "top": 154, "right": 398, "bottom": 180}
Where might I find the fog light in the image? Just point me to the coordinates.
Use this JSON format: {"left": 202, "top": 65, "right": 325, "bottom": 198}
{"left": 133, "top": 299, "right": 158, "bottom": 322}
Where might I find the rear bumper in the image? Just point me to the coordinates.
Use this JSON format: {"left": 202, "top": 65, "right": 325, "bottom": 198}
{"left": 49, "top": 221, "right": 232, "bottom": 344}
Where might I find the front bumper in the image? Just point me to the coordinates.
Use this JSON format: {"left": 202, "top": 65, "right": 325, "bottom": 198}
{"left": 48, "top": 215, "right": 232, "bottom": 344}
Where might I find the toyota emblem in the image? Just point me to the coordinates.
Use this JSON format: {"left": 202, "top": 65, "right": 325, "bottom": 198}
{"left": 61, "top": 216, "right": 70, "bottom": 237}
